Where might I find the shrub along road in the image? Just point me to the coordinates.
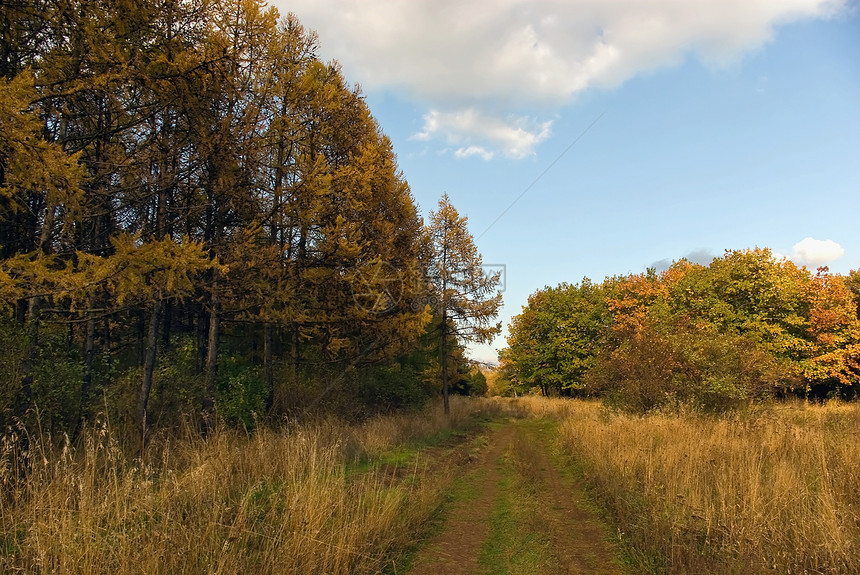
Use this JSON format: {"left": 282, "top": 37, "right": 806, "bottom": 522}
{"left": 407, "top": 418, "right": 626, "bottom": 575}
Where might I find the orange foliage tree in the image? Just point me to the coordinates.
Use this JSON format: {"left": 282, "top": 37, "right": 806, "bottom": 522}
{"left": 503, "top": 248, "right": 860, "bottom": 410}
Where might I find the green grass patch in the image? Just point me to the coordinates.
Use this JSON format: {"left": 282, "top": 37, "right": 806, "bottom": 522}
{"left": 346, "top": 417, "right": 493, "bottom": 477}
{"left": 378, "top": 420, "right": 504, "bottom": 574}
{"left": 477, "top": 445, "right": 555, "bottom": 574}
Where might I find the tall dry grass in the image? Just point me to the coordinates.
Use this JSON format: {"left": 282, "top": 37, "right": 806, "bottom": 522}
{"left": 551, "top": 399, "right": 860, "bottom": 574}
{"left": 0, "top": 397, "right": 515, "bottom": 574}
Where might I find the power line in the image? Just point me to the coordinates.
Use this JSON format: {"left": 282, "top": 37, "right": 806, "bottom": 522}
{"left": 476, "top": 109, "right": 607, "bottom": 240}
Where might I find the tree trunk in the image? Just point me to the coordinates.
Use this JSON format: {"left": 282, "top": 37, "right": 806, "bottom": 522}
{"left": 440, "top": 230, "right": 450, "bottom": 416}
{"left": 202, "top": 287, "right": 220, "bottom": 434}
{"left": 16, "top": 200, "right": 54, "bottom": 467}
{"left": 137, "top": 298, "right": 162, "bottom": 447}
{"left": 263, "top": 321, "right": 273, "bottom": 412}
{"left": 161, "top": 297, "right": 172, "bottom": 348}
{"left": 196, "top": 307, "right": 208, "bottom": 375}
{"left": 441, "top": 313, "right": 450, "bottom": 415}
{"left": 136, "top": 308, "right": 146, "bottom": 367}
{"left": 79, "top": 303, "right": 96, "bottom": 432}
{"left": 103, "top": 313, "right": 112, "bottom": 376}
{"left": 15, "top": 295, "right": 39, "bottom": 472}
{"left": 15, "top": 298, "right": 26, "bottom": 324}
{"left": 290, "top": 323, "right": 299, "bottom": 383}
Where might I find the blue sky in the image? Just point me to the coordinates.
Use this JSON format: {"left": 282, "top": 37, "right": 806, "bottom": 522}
{"left": 273, "top": 1, "right": 860, "bottom": 363}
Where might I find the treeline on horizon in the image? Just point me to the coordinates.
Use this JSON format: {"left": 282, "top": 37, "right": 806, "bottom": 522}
{"left": 500, "top": 248, "right": 860, "bottom": 412}
{"left": 0, "top": 0, "right": 493, "bottom": 443}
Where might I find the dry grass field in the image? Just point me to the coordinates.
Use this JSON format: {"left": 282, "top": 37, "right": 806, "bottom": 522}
{"left": 0, "top": 398, "right": 515, "bottom": 574}
{"left": 550, "top": 398, "right": 860, "bottom": 574}
{"left": 2, "top": 396, "right": 857, "bottom": 574}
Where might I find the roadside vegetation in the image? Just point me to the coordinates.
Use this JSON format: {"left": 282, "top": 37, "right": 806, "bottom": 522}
{"left": 0, "top": 397, "right": 511, "bottom": 574}
{"left": 492, "top": 238, "right": 860, "bottom": 573}
{"left": 501, "top": 249, "right": 860, "bottom": 409}
{"left": 2, "top": 396, "right": 857, "bottom": 574}
{"left": 549, "top": 397, "right": 860, "bottom": 574}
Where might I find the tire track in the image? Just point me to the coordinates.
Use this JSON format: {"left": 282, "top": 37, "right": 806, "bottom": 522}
{"left": 407, "top": 419, "right": 624, "bottom": 575}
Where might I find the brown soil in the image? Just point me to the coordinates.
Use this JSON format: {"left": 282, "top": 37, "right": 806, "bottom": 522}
{"left": 408, "top": 423, "right": 516, "bottom": 575}
{"left": 407, "top": 420, "right": 623, "bottom": 575}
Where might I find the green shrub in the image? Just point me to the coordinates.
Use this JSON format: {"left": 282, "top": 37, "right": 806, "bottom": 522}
{"left": 588, "top": 323, "right": 788, "bottom": 414}
{"left": 357, "top": 362, "right": 433, "bottom": 412}
{"left": 217, "top": 357, "right": 267, "bottom": 429}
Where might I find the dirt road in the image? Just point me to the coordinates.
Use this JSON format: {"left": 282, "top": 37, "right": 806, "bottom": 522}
{"left": 408, "top": 419, "right": 625, "bottom": 575}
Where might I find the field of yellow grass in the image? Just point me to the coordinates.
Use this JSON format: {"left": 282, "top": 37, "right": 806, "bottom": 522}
{"left": 0, "top": 398, "right": 515, "bottom": 574}
{"left": 550, "top": 398, "right": 860, "bottom": 574}
{"left": 2, "top": 396, "right": 857, "bottom": 574}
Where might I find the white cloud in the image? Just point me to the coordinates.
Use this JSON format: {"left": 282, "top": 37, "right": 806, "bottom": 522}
{"left": 771, "top": 250, "right": 791, "bottom": 263}
{"left": 455, "top": 145, "right": 495, "bottom": 161}
{"left": 273, "top": 0, "right": 847, "bottom": 157}
{"left": 413, "top": 108, "right": 552, "bottom": 159}
{"left": 791, "top": 237, "right": 845, "bottom": 268}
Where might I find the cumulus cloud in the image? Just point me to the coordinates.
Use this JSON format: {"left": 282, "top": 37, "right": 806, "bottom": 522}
{"left": 273, "top": 0, "right": 846, "bottom": 157}
{"left": 455, "top": 146, "right": 495, "bottom": 161}
{"left": 771, "top": 250, "right": 791, "bottom": 263}
{"left": 791, "top": 237, "right": 845, "bottom": 268}
{"left": 412, "top": 108, "right": 552, "bottom": 159}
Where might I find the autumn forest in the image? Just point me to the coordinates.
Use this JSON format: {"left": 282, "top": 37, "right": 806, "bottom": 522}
{"left": 501, "top": 248, "right": 860, "bottom": 409}
{"left": 1, "top": 0, "right": 500, "bottom": 443}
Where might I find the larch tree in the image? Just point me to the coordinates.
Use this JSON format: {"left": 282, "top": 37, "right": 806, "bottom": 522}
{"left": 0, "top": 0, "right": 434, "bottom": 437}
{"left": 0, "top": 67, "right": 83, "bottom": 447}
{"left": 427, "top": 195, "right": 502, "bottom": 414}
